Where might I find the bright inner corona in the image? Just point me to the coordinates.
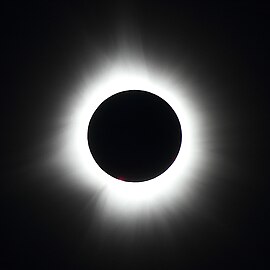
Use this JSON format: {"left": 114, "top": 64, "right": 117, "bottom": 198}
{"left": 53, "top": 54, "right": 209, "bottom": 226}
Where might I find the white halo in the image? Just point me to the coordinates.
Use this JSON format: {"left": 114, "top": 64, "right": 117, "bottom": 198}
{"left": 45, "top": 53, "right": 210, "bottom": 231}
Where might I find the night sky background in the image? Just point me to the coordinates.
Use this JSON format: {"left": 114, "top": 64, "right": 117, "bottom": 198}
{"left": 3, "top": 1, "right": 270, "bottom": 269}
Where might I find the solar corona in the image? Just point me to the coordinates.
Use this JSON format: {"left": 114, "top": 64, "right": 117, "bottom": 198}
{"left": 47, "top": 50, "right": 211, "bottom": 231}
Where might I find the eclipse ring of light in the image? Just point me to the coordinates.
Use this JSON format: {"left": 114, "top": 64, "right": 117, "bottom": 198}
{"left": 52, "top": 53, "right": 210, "bottom": 226}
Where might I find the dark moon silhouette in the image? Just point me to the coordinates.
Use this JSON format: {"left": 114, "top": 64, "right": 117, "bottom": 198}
{"left": 88, "top": 90, "right": 182, "bottom": 182}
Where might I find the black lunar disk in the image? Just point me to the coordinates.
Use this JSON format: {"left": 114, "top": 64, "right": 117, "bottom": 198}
{"left": 88, "top": 90, "right": 182, "bottom": 182}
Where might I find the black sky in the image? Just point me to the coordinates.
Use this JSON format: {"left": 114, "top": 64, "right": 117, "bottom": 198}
{"left": 3, "top": 1, "right": 270, "bottom": 269}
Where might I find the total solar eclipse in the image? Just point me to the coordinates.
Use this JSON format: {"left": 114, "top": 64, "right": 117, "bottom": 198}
{"left": 87, "top": 90, "right": 182, "bottom": 182}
